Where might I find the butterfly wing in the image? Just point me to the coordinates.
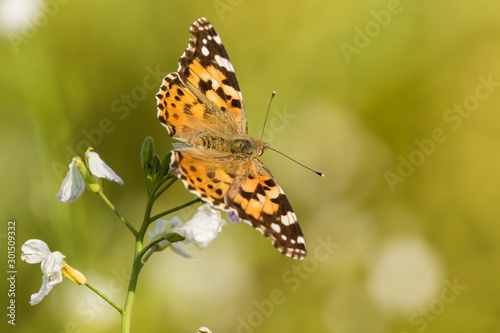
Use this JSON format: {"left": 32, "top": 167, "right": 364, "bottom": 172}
{"left": 157, "top": 73, "right": 218, "bottom": 141}
{"left": 156, "top": 17, "right": 247, "bottom": 143}
{"left": 179, "top": 17, "right": 247, "bottom": 134}
{"left": 170, "top": 147, "right": 235, "bottom": 209}
{"left": 171, "top": 147, "right": 307, "bottom": 260}
{"left": 225, "top": 159, "right": 307, "bottom": 260}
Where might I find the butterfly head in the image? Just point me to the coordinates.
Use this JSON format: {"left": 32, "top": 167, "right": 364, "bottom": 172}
{"left": 229, "top": 136, "right": 269, "bottom": 158}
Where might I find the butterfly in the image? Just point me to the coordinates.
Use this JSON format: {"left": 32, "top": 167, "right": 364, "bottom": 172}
{"left": 156, "top": 17, "right": 306, "bottom": 259}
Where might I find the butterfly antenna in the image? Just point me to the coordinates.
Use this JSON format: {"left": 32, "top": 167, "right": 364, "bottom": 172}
{"left": 260, "top": 91, "right": 276, "bottom": 141}
{"left": 268, "top": 147, "right": 325, "bottom": 177}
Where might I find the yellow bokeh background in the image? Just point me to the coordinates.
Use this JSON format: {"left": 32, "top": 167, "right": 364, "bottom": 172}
{"left": 1, "top": 0, "right": 500, "bottom": 332}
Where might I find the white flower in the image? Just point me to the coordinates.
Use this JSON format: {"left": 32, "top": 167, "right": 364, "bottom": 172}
{"left": 148, "top": 204, "right": 226, "bottom": 258}
{"left": 197, "top": 328, "right": 213, "bottom": 333}
{"left": 86, "top": 150, "right": 123, "bottom": 185}
{"left": 56, "top": 158, "right": 85, "bottom": 203}
{"left": 21, "top": 239, "right": 65, "bottom": 305}
{"left": 148, "top": 217, "right": 194, "bottom": 258}
{"left": 57, "top": 149, "right": 124, "bottom": 202}
{"left": 172, "top": 204, "right": 226, "bottom": 249}
{"left": 21, "top": 239, "right": 86, "bottom": 306}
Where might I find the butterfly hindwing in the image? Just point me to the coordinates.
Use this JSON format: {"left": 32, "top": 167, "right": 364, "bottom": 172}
{"left": 171, "top": 148, "right": 307, "bottom": 260}
{"left": 170, "top": 148, "right": 235, "bottom": 209}
{"left": 225, "top": 161, "right": 307, "bottom": 259}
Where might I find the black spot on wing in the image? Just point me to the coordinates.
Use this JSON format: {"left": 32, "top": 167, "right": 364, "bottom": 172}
{"left": 264, "top": 178, "right": 275, "bottom": 187}
{"left": 239, "top": 190, "right": 254, "bottom": 200}
{"left": 231, "top": 99, "right": 242, "bottom": 109}
{"left": 198, "top": 79, "right": 213, "bottom": 94}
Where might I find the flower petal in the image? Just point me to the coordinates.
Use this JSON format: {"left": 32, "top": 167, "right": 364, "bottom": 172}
{"left": 29, "top": 268, "right": 64, "bottom": 306}
{"left": 21, "top": 239, "right": 51, "bottom": 264}
{"left": 29, "top": 251, "right": 65, "bottom": 306}
{"left": 30, "top": 274, "right": 54, "bottom": 305}
{"left": 148, "top": 218, "right": 183, "bottom": 251}
{"left": 148, "top": 218, "right": 183, "bottom": 239}
{"left": 41, "top": 251, "right": 65, "bottom": 276}
{"left": 170, "top": 243, "right": 194, "bottom": 259}
{"left": 86, "top": 150, "right": 123, "bottom": 185}
{"left": 173, "top": 204, "right": 226, "bottom": 249}
{"left": 56, "top": 158, "right": 86, "bottom": 202}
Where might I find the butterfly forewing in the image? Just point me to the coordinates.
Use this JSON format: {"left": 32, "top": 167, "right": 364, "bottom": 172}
{"left": 178, "top": 18, "right": 246, "bottom": 134}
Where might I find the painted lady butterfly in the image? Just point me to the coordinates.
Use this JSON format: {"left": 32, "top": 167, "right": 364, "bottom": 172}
{"left": 156, "top": 18, "right": 306, "bottom": 259}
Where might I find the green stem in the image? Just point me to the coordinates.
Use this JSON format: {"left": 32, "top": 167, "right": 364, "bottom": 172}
{"left": 97, "top": 191, "right": 138, "bottom": 236}
{"left": 141, "top": 244, "right": 158, "bottom": 265}
{"left": 120, "top": 165, "right": 193, "bottom": 332}
{"left": 153, "top": 177, "right": 177, "bottom": 202}
{"left": 139, "top": 237, "right": 164, "bottom": 260}
{"left": 144, "top": 173, "right": 152, "bottom": 197}
{"left": 121, "top": 237, "right": 143, "bottom": 333}
{"left": 149, "top": 198, "right": 202, "bottom": 222}
{"left": 121, "top": 178, "right": 162, "bottom": 333}
{"left": 139, "top": 232, "right": 186, "bottom": 264}
{"left": 85, "top": 282, "right": 123, "bottom": 314}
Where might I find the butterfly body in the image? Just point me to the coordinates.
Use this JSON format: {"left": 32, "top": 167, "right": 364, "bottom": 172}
{"left": 156, "top": 18, "right": 307, "bottom": 259}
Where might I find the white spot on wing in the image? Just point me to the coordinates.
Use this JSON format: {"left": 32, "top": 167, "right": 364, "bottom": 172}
{"left": 267, "top": 187, "right": 280, "bottom": 199}
{"left": 214, "top": 54, "right": 234, "bottom": 72}
{"left": 213, "top": 35, "right": 222, "bottom": 45}
{"left": 201, "top": 46, "right": 210, "bottom": 56}
{"left": 271, "top": 223, "right": 281, "bottom": 233}
{"left": 256, "top": 193, "right": 266, "bottom": 203}
{"left": 280, "top": 211, "right": 297, "bottom": 226}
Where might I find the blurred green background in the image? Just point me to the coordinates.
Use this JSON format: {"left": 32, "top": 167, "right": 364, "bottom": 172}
{"left": 1, "top": 0, "right": 500, "bottom": 332}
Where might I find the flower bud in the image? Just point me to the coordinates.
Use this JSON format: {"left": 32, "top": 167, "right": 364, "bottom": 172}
{"left": 62, "top": 264, "right": 87, "bottom": 285}
{"left": 140, "top": 136, "right": 154, "bottom": 170}
{"left": 159, "top": 152, "right": 172, "bottom": 177}
{"left": 75, "top": 157, "right": 102, "bottom": 193}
